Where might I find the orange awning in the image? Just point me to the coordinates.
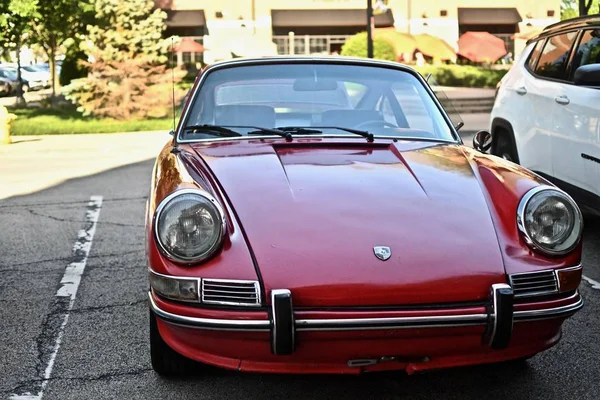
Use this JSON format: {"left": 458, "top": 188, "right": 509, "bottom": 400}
{"left": 374, "top": 27, "right": 417, "bottom": 55}
{"left": 413, "top": 34, "right": 455, "bottom": 60}
{"left": 458, "top": 31, "right": 507, "bottom": 62}
{"left": 170, "top": 37, "right": 204, "bottom": 53}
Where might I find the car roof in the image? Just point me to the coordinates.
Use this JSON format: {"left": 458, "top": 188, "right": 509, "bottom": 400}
{"left": 201, "top": 56, "right": 418, "bottom": 75}
{"left": 528, "top": 14, "right": 600, "bottom": 44}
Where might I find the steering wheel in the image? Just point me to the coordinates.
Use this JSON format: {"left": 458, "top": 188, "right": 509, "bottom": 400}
{"left": 354, "top": 120, "right": 398, "bottom": 130}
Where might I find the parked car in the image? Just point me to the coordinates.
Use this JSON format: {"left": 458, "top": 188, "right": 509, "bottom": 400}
{"left": 21, "top": 65, "right": 51, "bottom": 88}
{"left": 0, "top": 68, "right": 30, "bottom": 93}
{"left": 0, "top": 66, "right": 45, "bottom": 91}
{"left": 146, "top": 56, "right": 584, "bottom": 377}
{"left": 490, "top": 15, "right": 600, "bottom": 215}
{"left": 0, "top": 77, "right": 13, "bottom": 96}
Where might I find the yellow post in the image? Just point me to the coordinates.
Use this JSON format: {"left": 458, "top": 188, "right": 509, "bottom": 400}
{"left": 0, "top": 105, "right": 17, "bottom": 145}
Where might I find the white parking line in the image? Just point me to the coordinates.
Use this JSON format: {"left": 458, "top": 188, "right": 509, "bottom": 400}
{"left": 583, "top": 275, "right": 600, "bottom": 290}
{"left": 10, "top": 196, "right": 103, "bottom": 400}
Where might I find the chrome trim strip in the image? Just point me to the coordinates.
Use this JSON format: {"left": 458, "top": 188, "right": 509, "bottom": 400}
{"left": 514, "top": 294, "right": 584, "bottom": 322}
{"left": 152, "top": 188, "right": 228, "bottom": 264}
{"left": 516, "top": 185, "right": 584, "bottom": 256}
{"left": 294, "top": 314, "right": 489, "bottom": 331}
{"left": 148, "top": 292, "right": 270, "bottom": 332}
{"left": 201, "top": 278, "right": 262, "bottom": 307}
{"left": 149, "top": 290, "right": 583, "bottom": 332}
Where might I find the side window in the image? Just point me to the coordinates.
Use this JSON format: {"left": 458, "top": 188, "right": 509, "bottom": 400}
{"left": 392, "top": 83, "right": 434, "bottom": 133}
{"left": 376, "top": 95, "right": 396, "bottom": 125}
{"left": 527, "top": 40, "right": 545, "bottom": 71}
{"left": 535, "top": 31, "right": 578, "bottom": 80}
{"left": 570, "top": 29, "right": 600, "bottom": 73}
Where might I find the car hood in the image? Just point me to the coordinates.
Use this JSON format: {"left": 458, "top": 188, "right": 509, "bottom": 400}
{"left": 191, "top": 139, "right": 506, "bottom": 307}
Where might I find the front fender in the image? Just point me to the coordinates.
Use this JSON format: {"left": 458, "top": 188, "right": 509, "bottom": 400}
{"left": 463, "top": 147, "right": 582, "bottom": 275}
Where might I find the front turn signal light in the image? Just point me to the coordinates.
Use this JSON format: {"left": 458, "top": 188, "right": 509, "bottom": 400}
{"left": 556, "top": 265, "right": 583, "bottom": 293}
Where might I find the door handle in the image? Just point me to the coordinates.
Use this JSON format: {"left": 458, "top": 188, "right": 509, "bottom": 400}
{"left": 555, "top": 95, "right": 570, "bottom": 105}
{"left": 515, "top": 86, "right": 527, "bottom": 95}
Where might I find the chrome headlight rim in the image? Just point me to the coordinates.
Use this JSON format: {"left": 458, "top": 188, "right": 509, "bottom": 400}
{"left": 153, "top": 188, "right": 227, "bottom": 264}
{"left": 517, "top": 185, "right": 583, "bottom": 256}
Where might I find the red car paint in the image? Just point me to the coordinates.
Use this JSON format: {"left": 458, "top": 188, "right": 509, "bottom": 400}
{"left": 146, "top": 58, "right": 583, "bottom": 375}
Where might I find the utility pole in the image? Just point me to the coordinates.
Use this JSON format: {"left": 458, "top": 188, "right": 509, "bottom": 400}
{"left": 367, "top": 0, "right": 373, "bottom": 58}
{"left": 252, "top": 0, "right": 256, "bottom": 34}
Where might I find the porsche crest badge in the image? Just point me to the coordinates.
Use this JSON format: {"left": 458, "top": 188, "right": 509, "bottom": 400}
{"left": 373, "top": 246, "right": 391, "bottom": 261}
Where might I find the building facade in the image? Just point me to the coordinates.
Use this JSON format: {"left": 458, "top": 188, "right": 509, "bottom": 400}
{"left": 158, "top": 0, "right": 561, "bottom": 63}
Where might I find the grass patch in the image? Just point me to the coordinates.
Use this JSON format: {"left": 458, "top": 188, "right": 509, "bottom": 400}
{"left": 9, "top": 107, "right": 176, "bottom": 136}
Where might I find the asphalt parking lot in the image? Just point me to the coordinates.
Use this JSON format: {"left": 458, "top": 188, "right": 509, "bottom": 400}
{"left": 1, "top": 131, "right": 599, "bottom": 400}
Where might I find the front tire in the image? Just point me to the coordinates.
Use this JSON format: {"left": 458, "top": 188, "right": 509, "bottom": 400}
{"left": 150, "top": 309, "right": 204, "bottom": 377}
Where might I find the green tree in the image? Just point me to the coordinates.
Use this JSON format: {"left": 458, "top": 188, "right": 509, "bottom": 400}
{"left": 0, "top": 0, "right": 38, "bottom": 105}
{"left": 33, "top": 0, "right": 94, "bottom": 99}
{"left": 63, "top": 0, "right": 186, "bottom": 120}
{"left": 84, "top": 0, "right": 171, "bottom": 63}
{"left": 341, "top": 32, "right": 397, "bottom": 61}
{"left": 562, "top": 0, "right": 599, "bottom": 19}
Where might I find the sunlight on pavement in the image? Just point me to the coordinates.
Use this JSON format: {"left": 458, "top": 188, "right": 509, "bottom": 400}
{"left": 0, "top": 131, "right": 172, "bottom": 200}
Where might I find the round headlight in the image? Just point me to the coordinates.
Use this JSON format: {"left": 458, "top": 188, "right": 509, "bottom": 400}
{"left": 517, "top": 186, "right": 583, "bottom": 256}
{"left": 154, "top": 189, "right": 226, "bottom": 263}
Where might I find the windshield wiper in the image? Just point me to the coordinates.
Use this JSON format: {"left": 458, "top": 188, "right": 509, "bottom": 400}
{"left": 275, "top": 126, "right": 323, "bottom": 134}
{"left": 182, "top": 124, "right": 242, "bottom": 137}
{"left": 247, "top": 127, "right": 293, "bottom": 141}
{"left": 305, "top": 126, "right": 374, "bottom": 142}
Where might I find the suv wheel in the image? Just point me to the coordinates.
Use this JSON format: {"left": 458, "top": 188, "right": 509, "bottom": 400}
{"left": 150, "top": 309, "right": 206, "bottom": 377}
{"left": 494, "top": 129, "right": 519, "bottom": 164}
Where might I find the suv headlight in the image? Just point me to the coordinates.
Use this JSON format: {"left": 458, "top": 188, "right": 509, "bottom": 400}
{"left": 517, "top": 186, "right": 583, "bottom": 256}
{"left": 154, "top": 189, "right": 226, "bottom": 263}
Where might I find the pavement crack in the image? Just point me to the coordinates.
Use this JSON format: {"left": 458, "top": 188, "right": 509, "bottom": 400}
{"left": 11, "top": 368, "right": 153, "bottom": 391}
{"left": 70, "top": 299, "right": 147, "bottom": 314}
{"left": 0, "top": 196, "right": 147, "bottom": 209}
{"left": 0, "top": 249, "right": 144, "bottom": 270}
{"left": 24, "top": 208, "right": 144, "bottom": 227}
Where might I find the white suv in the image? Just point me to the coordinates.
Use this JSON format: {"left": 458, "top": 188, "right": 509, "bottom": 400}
{"left": 490, "top": 15, "right": 600, "bottom": 215}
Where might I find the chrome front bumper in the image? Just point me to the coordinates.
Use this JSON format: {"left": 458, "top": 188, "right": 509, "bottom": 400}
{"left": 149, "top": 287, "right": 584, "bottom": 355}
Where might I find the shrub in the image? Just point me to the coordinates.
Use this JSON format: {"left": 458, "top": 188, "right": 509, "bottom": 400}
{"left": 412, "top": 65, "right": 508, "bottom": 88}
{"left": 59, "top": 49, "right": 90, "bottom": 86}
{"left": 63, "top": 58, "right": 187, "bottom": 120}
{"left": 341, "top": 32, "right": 396, "bottom": 61}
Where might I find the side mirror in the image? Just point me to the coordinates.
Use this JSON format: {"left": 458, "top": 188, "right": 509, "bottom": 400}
{"left": 574, "top": 64, "right": 600, "bottom": 87}
{"left": 473, "top": 130, "right": 492, "bottom": 153}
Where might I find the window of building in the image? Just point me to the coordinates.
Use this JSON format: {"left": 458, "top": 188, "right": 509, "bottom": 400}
{"left": 309, "top": 37, "right": 328, "bottom": 54}
{"left": 294, "top": 38, "right": 306, "bottom": 55}
{"left": 570, "top": 29, "right": 600, "bottom": 73}
{"left": 526, "top": 39, "right": 545, "bottom": 71}
{"left": 273, "top": 37, "right": 289, "bottom": 55}
{"left": 535, "top": 31, "right": 578, "bottom": 80}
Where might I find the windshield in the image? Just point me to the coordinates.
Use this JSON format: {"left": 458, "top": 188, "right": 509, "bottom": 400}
{"left": 181, "top": 63, "right": 456, "bottom": 142}
{"left": 0, "top": 69, "right": 17, "bottom": 80}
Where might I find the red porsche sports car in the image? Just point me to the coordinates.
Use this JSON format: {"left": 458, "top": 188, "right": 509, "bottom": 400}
{"left": 146, "top": 56, "right": 584, "bottom": 376}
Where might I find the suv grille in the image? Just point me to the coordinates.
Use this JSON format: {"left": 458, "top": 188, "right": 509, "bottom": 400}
{"left": 509, "top": 270, "right": 559, "bottom": 298}
{"left": 201, "top": 279, "right": 261, "bottom": 307}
